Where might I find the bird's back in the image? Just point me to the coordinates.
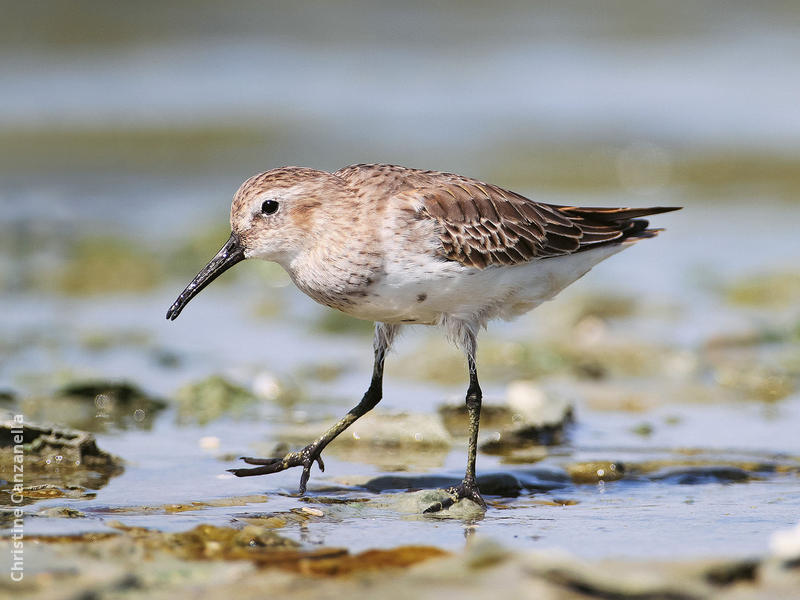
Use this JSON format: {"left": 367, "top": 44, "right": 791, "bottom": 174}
{"left": 326, "top": 164, "right": 679, "bottom": 325}
{"left": 336, "top": 163, "right": 678, "bottom": 267}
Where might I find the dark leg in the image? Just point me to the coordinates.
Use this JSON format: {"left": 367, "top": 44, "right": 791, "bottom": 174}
{"left": 461, "top": 356, "right": 486, "bottom": 504}
{"left": 229, "top": 323, "right": 397, "bottom": 494}
{"left": 425, "top": 341, "right": 487, "bottom": 513}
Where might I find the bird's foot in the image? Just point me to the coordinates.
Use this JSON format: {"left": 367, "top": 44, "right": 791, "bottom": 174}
{"left": 423, "top": 478, "right": 487, "bottom": 514}
{"left": 228, "top": 442, "right": 325, "bottom": 494}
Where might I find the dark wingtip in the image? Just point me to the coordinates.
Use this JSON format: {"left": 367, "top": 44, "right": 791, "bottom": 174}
{"left": 650, "top": 206, "right": 682, "bottom": 215}
{"left": 560, "top": 205, "right": 683, "bottom": 221}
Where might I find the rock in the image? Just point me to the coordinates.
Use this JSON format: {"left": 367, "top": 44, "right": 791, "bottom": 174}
{"left": 475, "top": 473, "right": 523, "bottom": 497}
{"left": 566, "top": 462, "right": 625, "bottom": 484}
{"left": 370, "top": 489, "right": 486, "bottom": 519}
{"left": 54, "top": 379, "right": 167, "bottom": 431}
{"left": 300, "top": 507, "right": 324, "bottom": 517}
{"left": 479, "top": 423, "right": 568, "bottom": 454}
{"left": 506, "top": 381, "right": 573, "bottom": 427}
{"left": 631, "top": 422, "right": 654, "bottom": 436}
{"left": 99, "top": 521, "right": 448, "bottom": 576}
{"left": 649, "top": 466, "right": 750, "bottom": 485}
{"left": 0, "top": 412, "right": 123, "bottom": 500}
{"left": 514, "top": 468, "right": 571, "bottom": 493}
{"left": 522, "top": 551, "right": 711, "bottom": 599}
{"left": 251, "top": 371, "right": 305, "bottom": 405}
{"left": 478, "top": 382, "right": 573, "bottom": 455}
{"left": 13, "top": 484, "right": 94, "bottom": 499}
{"left": 362, "top": 472, "right": 521, "bottom": 498}
{"left": 279, "top": 412, "right": 452, "bottom": 463}
{"left": 770, "top": 521, "right": 800, "bottom": 564}
{"left": 271, "top": 412, "right": 453, "bottom": 471}
{"left": 438, "top": 404, "right": 514, "bottom": 436}
{"left": 37, "top": 506, "right": 87, "bottom": 518}
{"left": 498, "top": 447, "right": 549, "bottom": 465}
{"left": 713, "top": 364, "right": 795, "bottom": 402}
{"left": 362, "top": 474, "right": 464, "bottom": 493}
{"left": 0, "top": 508, "right": 20, "bottom": 526}
{"left": 335, "top": 413, "right": 452, "bottom": 449}
{"left": 462, "top": 537, "right": 513, "bottom": 569}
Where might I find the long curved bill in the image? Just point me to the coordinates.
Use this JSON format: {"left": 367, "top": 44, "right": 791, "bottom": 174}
{"left": 166, "top": 233, "right": 245, "bottom": 321}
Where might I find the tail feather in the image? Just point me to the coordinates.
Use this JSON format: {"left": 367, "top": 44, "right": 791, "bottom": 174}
{"left": 552, "top": 205, "right": 680, "bottom": 253}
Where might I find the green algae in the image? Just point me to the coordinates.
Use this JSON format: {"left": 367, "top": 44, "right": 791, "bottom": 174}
{"left": 480, "top": 422, "right": 571, "bottom": 454}
{"left": 80, "top": 329, "right": 153, "bottom": 352}
{"left": 13, "top": 484, "right": 95, "bottom": 499}
{"left": 294, "top": 362, "right": 350, "bottom": 383}
{"left": 312, "top": 310, "right": 375, "bottom": 336}
{"left": 0, "top": 124, "right": 283, "bottom": 173}
{"left": 0, "top": 413, "right": 123, "bottom": 504}
{"left": 166, "top": 222, "right": 234, "bottom": 280}
{"left": 175, "top": 375, "right": 258, "bottom": 425}
{"left": 396, "top": 332, "right": 687, "bottom": 385}
{"left": 54, "top": 235, "right": 164, "bottom": 296}
{"left": 713, "top": 364, "right": 795, "bottom": 402}
{"left": 58, "top": 380, "right": 152, "bottom": 402}
{"left": 568, "top": 292, "right": 639, "bottom": 323}
{"left": 6, "top": 380, "right": 169, "bottom": 432}
{"left": 486, "top": 143, "right": 800, "bottom": 197}
{"left": 566, "top": 461, "right": 625, "bottom": 484}
{"left": 438, "top": 404, "right": 516, "bottom": 436}
{"left": 16, "top": 521, "right": 448, "bottom": 578}
{"left": 631, "top": 422, "right": 655, "bottom": 436}
{"left": 722, "top": 270, "right": 800, "bottom": 308}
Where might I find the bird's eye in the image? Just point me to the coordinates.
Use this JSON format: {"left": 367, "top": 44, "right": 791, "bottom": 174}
{"left": 261, "top": 200, "right": 279, "bottom": 215}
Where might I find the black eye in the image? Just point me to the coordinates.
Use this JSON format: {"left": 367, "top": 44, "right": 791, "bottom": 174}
{"left": 261, "top": 200, "right": 279, "bottom": 215}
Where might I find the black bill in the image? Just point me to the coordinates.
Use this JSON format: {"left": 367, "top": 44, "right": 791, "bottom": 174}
{"left": 166, "top": 232, "right": 245, "bottom": 321}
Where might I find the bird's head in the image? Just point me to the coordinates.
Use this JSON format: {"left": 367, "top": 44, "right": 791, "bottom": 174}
{"left": 166, "top": 166, "right": 341, "bottom": 320}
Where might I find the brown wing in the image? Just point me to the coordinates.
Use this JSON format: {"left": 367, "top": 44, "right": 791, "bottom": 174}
{"left": 334, "top": 164, "right": 680, "bottom": 269}
{"left": 408, "top": 172, "right": 679, "bottom": 269}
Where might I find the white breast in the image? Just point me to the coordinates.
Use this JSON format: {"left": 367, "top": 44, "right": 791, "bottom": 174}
{"left": 341, "top": 241, "right": 631, "bottom": 326}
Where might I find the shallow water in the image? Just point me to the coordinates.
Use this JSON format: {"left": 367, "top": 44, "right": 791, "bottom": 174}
{"left": 1, "top": 2, "right": 799, "bottom": 586}
{"left": 2, "top": 207, "right": 799, "bottom": 561}
{"left": 24, "top": 396, "right": 797, "bottom": 560}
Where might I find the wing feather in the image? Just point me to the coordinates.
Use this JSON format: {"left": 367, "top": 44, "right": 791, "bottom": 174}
{"left": 413, "top": 176, "right": 680, "bottom": 268}
{"left": 335, "top": 163, "right": 680, "bottom": 269}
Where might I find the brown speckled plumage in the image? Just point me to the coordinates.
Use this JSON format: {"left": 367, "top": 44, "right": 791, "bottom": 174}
{"left": 336, "top": 164, "right": 676, "bottom": 269}
{"left": 167, "top": 163, "right": 680, "bottom": 510}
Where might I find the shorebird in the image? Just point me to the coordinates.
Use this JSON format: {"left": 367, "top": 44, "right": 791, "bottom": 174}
{"left": 166, "top": 163, "right": 679, "bottom": 512}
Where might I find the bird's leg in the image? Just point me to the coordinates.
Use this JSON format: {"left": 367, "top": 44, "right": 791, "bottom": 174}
{"left": 229, "top": 323, "right": 396, "bottom": 494}
{"left": 425, "top": 346, "right": 487, "bottom": 513}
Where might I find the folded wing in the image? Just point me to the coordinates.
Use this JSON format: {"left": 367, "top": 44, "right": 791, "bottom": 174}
{"left": 413, "top": 175, "right": 679, "bottom": 268}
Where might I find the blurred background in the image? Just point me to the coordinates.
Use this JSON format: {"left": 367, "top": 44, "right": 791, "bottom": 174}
{"left": 1, "top": 0, "right": 799, "bottom": 567}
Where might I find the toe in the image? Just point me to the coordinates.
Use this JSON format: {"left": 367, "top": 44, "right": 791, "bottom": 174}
{"left": 240, "top": 456, "right": 282, "bottom": 466}
{"left": 423, "top": 497, "right": 455, "bottom": 514}
{"left": 228, "top": 466, "right": 275, "bottom": 477}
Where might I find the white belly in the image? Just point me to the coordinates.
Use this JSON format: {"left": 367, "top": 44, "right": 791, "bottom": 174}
{"left": 340, "top": 242, "right": 631, "bottom": 325}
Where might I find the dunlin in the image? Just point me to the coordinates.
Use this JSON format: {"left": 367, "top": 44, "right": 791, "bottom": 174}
{"left": 166, "top": 163, "right": 679, "bottom": 512}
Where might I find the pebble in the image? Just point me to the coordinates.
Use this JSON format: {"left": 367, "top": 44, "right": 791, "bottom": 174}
{"left": 300, "top": 507, "right": 324, "bottom": 517}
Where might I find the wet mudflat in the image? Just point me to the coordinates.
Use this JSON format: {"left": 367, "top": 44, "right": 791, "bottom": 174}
{"left": 2, "top": 2, "right": 800, "bottom": 597}
{"left": 2, "top": 204, "right": 799, "bottom": 597}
